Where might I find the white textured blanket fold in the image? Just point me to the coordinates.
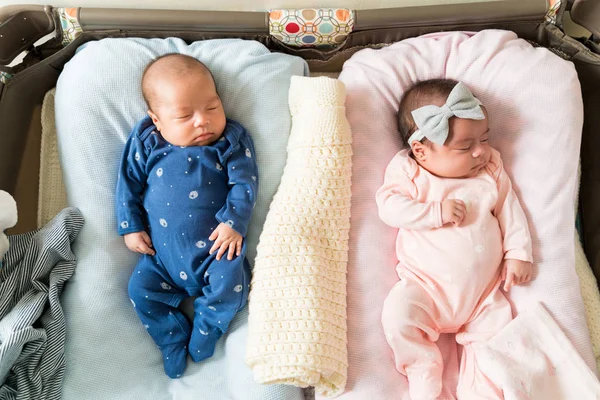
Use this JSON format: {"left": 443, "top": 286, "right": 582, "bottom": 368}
{"left": 478, "top": 302, "right": 600, "bottom": 399}
{"left": 246, "top": 76, "right": 352, "bottom": 397}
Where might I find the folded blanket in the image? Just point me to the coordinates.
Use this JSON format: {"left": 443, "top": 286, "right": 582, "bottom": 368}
{"left": 246, "top": 76, "right": 352, "bottom": 397}
{"left": 38, "top": 89, "right": 67, "bottom": 229}
{"left": 0, "top": 208, "right": 83, "bottom": 400}
{"left": 478, "top": 302, "right": 600, "bottom": 399}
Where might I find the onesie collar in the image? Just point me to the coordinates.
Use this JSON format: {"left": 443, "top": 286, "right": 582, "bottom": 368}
{"left": 222, "top": 118, "right": 244, "bottom": 147}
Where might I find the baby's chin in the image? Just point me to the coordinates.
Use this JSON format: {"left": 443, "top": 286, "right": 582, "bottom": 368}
{"left": 464, "top": 163, "right": 487, "bottom": 178}
{"left": 431, "top": 166, "right": 483, "bottom": 179}
{"left": 172, "top": 133, "right": 224, "bottom": 147}
{"left": 190, "top": 134, "right": 220, "bottom": 147}
{"left": 417, "top": 158, "right": 487, "bottom": 179}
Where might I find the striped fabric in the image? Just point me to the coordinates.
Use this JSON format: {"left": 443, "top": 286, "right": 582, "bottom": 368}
{"left": 0, "top": 208, "right": 83, "bottom": 400}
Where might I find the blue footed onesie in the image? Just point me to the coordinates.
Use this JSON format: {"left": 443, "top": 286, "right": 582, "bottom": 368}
{"left": 116, "top": 116, "right": 258, "bottom": 378}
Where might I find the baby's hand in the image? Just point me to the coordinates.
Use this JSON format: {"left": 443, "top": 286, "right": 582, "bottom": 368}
{"left": 209, "top": 223, "right": 243, "bottom": 261}
{"left": 124, "top": 231, "right": 155, "bottom": 256}
{"left": 441, "top": 199, "right": 466, "bottom": 227}
{"left": 502, "top": 259, "right": 533, "bottom": 291}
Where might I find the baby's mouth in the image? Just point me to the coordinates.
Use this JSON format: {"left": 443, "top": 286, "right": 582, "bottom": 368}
{"left": 470, "top": 162, "right": 485, "bottom": 174}
{"left": 473, "top": 160, "right": 488, "bottom": 169}
{"left": 195, "top": 132, "right": 213, "bottom": 141}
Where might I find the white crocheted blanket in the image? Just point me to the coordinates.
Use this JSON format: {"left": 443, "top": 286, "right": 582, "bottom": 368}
{"left": 246, "top": 76, "right": 352, "bottom": 397}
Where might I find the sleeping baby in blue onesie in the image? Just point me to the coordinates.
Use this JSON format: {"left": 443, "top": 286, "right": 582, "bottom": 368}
{"left": 116, "top": 53, "right": 258, "bottom": 379}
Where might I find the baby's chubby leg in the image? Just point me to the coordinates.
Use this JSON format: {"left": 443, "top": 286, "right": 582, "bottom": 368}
{"left": 188, "top": 251, "right": 250, "bottom": 362}
{"left": 455, "top": 280, "right": 512, "bottom": 400}
{"left": 382, "top": 277, "right": 444, "bottom": 400}
{"left": 128, "top": 255, "right": 191, "bottom": 379}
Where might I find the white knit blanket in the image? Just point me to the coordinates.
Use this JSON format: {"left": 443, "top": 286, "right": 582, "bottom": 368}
{"left": 246, "top": 76, "right": 352, "bottom": 397}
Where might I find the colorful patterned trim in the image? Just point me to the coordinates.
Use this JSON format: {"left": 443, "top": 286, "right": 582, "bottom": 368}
{"left": 0, "top": 72, "right": 13, "bottom": 84}
{"left": 545, "top": 0, "right": 561, "bottom": 24}
{"left": 269, "top": 9, "right": 355, "bottom": 47}
{"left": 56, "top": 7, "right": 82, "bottom": 47}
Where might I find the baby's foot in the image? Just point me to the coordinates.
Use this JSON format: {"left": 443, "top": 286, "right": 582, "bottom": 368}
{"left": 160, "top": 342, "right": 188, "bottom": 379}
{"left": 188, "top": 326, "right": 220, "bottom": 363}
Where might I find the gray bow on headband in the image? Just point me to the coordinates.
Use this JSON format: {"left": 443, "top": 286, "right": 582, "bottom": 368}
{"left": 407, "top": 81, "right": 485, "bottom": 146}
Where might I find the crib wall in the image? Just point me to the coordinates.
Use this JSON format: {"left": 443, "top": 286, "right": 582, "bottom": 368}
{"left": 0, "top": 0, "right": 502, "bottom": 11}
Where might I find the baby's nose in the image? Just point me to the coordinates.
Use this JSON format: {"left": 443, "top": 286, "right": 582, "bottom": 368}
{"left": 193, "top": 114, "right": 208, "bottom": 127}
{"left": 472, "top": 146, "right": 483, "bottom": 158}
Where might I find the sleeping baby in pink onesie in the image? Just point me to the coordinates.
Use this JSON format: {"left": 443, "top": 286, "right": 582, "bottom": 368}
{"left": 376, "top": 79, "right": 533, "bottom": 400}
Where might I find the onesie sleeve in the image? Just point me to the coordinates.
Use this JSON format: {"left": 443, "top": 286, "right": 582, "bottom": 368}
{"left": 376, "top": 151, "right": 443, "bottom": 230}
{"left": 116, "top": 131, "right": 149, "bottom": 236}
{"left": 490, "top": 150, "right": 533, "bottom": 263}
{"left": 215, "top": 130, "right": 259, "bottom": 237}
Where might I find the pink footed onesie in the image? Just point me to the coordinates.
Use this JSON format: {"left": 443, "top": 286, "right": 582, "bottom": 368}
{"left": 376, "top": 148, "right": 532, "bottom": 400}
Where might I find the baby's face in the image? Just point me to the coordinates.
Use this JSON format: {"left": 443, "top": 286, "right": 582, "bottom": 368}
{"left": 413, "top": 111, "right": 491, "bottom": 179}
{"left": 148, "top": 72, "right": 226, "bottom": 147}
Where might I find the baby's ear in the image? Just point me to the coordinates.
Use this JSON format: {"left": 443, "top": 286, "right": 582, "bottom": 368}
{"left": 147, "top": 110, "right": 161, "bottom": 130}
{"left": 411, "top": 141, "right": 427, "bottom": 161}
{"left": 480, "top": 105, "right": 489, "bottom": 120}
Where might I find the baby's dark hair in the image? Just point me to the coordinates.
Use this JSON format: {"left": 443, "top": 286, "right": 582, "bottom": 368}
{"left": 398, "top": 78, "right": 459, "bottom": 145}
{"left": 141, "top": 53, "right": 216, "bottom": 111}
